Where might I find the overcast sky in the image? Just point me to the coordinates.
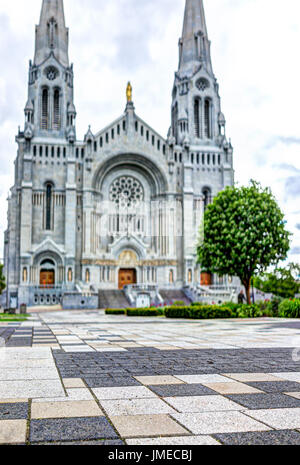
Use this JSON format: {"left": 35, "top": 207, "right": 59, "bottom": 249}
{"left": 0, "top": 0, "right": 299, "bottom": 264}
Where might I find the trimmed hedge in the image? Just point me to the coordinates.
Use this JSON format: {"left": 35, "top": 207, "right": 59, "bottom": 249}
{"left": 105, "top": 300, "right": 300, "bottom": 319}
{"left": 105, "top": 309, "right": 126, "bottom": 315}
{"left": 164, "top": 305, "right": 232, "bottom": 319}
{"left": 126, "top": 308, "right": 161, "bottom": 317}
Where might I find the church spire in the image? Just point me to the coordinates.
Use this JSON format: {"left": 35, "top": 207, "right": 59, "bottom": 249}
{"left": 34, "top": 0, "right": 69, "bottom": 67}
{"left": 178, "top": 0, "right": 212, "bottom": 76}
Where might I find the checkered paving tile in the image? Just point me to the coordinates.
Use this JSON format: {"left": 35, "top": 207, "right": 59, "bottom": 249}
{"left": 1, "top": 310, "right": 300, "bottom": 445}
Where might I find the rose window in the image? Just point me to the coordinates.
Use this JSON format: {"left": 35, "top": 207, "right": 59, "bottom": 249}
{"left": 109, "top": 176, "right": 144, "bottom": 208}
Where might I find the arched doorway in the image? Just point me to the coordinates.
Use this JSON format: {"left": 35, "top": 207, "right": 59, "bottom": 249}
{"left": 201, "top": 272, "right": 212, "bottom": 286}
{"left": 118, "top": 269, "right": 137, "bottom": 289}
{"left": 118, "top": 250, "right": 138, "bottom": 289}
{"left": 40, "top": 259, "right": 55, "bottom": 288}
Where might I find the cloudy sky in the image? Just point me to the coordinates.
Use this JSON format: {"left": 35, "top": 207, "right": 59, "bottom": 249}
{"left": 0, "top": 0, "right": 299, "bottom": 263}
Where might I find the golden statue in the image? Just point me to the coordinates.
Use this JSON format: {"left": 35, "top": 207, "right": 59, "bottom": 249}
{"left": 126, "top": 82, "right": 132, "bottom": 102}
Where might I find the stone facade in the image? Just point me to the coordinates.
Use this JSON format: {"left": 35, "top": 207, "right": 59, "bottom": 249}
{"left": 3, "top": 0, "right": 234, "bottom": 308}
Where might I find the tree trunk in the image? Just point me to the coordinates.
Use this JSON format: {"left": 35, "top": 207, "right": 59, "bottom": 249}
{"left": 244, "top": 278, "right": 251, "bottom": 305}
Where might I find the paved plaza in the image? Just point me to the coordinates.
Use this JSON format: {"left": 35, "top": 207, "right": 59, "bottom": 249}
{"left": 1, "top": 311, "right": 300, "bottom": 445}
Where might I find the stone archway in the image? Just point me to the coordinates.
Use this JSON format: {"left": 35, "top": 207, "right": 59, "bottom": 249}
{"left": 118, "top": 250, "right": 138, "bottom": 289}
{"left": 40, "top": 259, "right": 56, "bottom": 287}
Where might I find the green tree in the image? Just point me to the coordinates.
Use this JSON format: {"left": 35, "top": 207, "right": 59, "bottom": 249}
{"left": 0, "top": 264, "right": 5, "bottom": 295}
{"left": 253, "top": 263, "right": 300, "bottom": 299}
{"left": 197, "top": 181, "right": 291, "bottom": 304}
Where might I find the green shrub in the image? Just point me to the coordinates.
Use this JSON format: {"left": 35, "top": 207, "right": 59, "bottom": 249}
{"left": 157, "top": 308, "right": 165, "bottom": 316}
{"left": 220, "top": 302, "right": 241, "bottom": 316}
{"left": 234, "top": 304, "right": 263, "bottom": 318}
{"left": 172, "top": 301, "right": 185, "bottom": 307}
{"left": 270, "top": 297, "right": 284, "bottom": 316}
{"left": 164, "top": 307, "right": 191, "bottom": 319}
{"left": 165, "top": 305, "right": 232, "bottom": 320}
{"left": 189, "top": 306, "right": 232, "bottom": 319}
{"left": 126, "top": 308, "right": 160, "bottom": 317}
{"left": 105, "top": 309, "right": 125, "bottom": 315}
{"left": 191, "top": 302, "right": 203, "bottom": 307}
{"left": 279, "top": 299, "right": 300, "bottom": 318}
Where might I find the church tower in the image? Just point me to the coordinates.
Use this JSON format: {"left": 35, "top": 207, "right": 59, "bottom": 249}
{"left": 169, "top": 0, "right": 234, "bottom": 286}
{"left": 4, "top": 0, "right": 79, "bottom": 308}
{"left": 25, "top": 0, "right": 76, "bottom": 142}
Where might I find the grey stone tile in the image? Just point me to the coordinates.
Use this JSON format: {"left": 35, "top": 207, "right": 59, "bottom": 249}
{"left": 213, "top": 430, "right": 300, "bottom": 445}
{"left": 227, "top": 393, "right": 300, "bottom": 410}
{"left": 148, "top": 384, "right": 218, "bottom": 397}
{"left": 30, "top": 417, "right": 119, "bottom": 442}
{"left": 32, "top": 439, "right": 125, "bottom": 445}
{"left": 247, "top": 381, "right": 300, "bottom": 393}
{"left": 0, "top": 403, "right": 28, "bottom": 420}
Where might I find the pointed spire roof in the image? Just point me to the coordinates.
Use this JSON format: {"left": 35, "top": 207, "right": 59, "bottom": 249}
{"left": 178, "top": 0, "right": 212, "bottom": 76}
{"left": 34, "top": 0, "right": 69, "bottom": 67}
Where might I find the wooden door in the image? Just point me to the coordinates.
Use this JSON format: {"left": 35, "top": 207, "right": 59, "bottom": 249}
{"left": 119, "top": 269, "right": 137, "bottom": 289}
{"left": 40, "top": 271, "right": 55, "bottom": 288}
{"left": 201, "top": 272, "right": 212, "bottom": 286}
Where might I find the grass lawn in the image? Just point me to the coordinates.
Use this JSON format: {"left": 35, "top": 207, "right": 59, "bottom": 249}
{"left": 0, "top": 314, "right": 29, "bottom": 322}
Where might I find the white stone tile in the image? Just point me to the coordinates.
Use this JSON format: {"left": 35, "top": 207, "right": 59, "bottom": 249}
{"left": 272, "top": 373, "right": 300, "bottom": 383}
{"left": 175, "top": 374, "right": 233, "bottom": 384}
{"left": 100, "top": 398, "right": 177, "bottom": 416}
{"left": 164, "top": 395, "right": 244, "bottom": 413}
{"left": 126, "top": 436, "right": 220, "bottom": 445}
{"left": 93, "top": 386, "right": 158, "bottom": 400}
{"left": 0, "top": 368, "right": 59, "bottom": 381}
{"left": 172, "top": 411, "right": 271, "bottom": 435}
{"left": 246, "top": 408, "right": 300, "bottom": 429}
{"left": 0, "top": 379, "right": 65, "bottom": 399}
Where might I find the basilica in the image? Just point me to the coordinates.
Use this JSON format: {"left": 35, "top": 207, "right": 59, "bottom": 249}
{"left": 3, "top": 0, "right": 234, "bottom": 308}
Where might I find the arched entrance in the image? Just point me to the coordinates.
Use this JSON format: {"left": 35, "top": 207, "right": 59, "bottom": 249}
{"left": 201, "top": 272, "right": 212, "bottom": 286}
{"left": 118, "top": 250, "right": 138, "bottom": 289}
{"left": 119, "top": 269, "right": 137, "bottom": 289}
{"left": 40, "top": 259, "right": 55, "bottom": 288}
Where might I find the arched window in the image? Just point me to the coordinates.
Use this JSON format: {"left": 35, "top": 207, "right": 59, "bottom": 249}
{"left": 204, "top": 99, "right": 211, "bottom": 139}
{"left": 41, "top": 88, "right": 49, "bottom": 130}
{"left": 85, "top": 269, "right": 90, "bottom": 283}
{"left": 22, "top": 267, "right": 28, "bottom": 283}
{"left": 194, "top": 98, "right": 201, "bottom": 138}
{"left": 188, "top": 269, "right": 193, "bottom": 283}
{"left": 45, "top": 183, "right": 53, "bottom": 230}
{"left": 172, "top": 103, "right": 178, "bottom": 142}
{"left": 53, "top": 89, "right": 61, "bottom": 130}
{"left": 169, "top": 270, "right": 174, "bottom": 284}
{"left": 48, "top": 18, "right": 57, "bottom": 49}
{"left": 68, "top": 268, "right": 73, "bottom": 282}
{"left": 203, "top": 187, "right": 212, "bottom": 211}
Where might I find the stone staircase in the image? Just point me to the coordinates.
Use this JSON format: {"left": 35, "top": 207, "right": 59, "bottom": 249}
{"left": 98, "top": 290, "right": 130, "bottom": 309}
{"left": 159, "top": 289, "right": 191, "bottom": 306}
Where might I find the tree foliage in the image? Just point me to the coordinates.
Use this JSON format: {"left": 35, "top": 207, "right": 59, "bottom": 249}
{"left": 253, "top": 263, "right": 300, "bottom": 299}
{"left": 197, "top": 181, "right": 291, "bottom": 304}
{"left": 0, "top": 264, "right": 5, "bottom": 295}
